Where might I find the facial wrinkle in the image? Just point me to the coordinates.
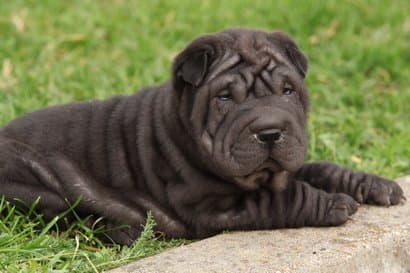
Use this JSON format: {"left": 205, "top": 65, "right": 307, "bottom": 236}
{"left": 207, "top": 52, "right": 241, "bottom": 83}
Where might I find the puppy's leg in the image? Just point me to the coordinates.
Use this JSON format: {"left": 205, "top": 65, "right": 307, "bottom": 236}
{"left": 282, "top": 181, "right": 359, "bottom": 228}
{"left": 0, "top": 138, "right": 68, "bottom": 220}
{"left": 295, "top": 162, "right": 404, "bottom": 205}
{"left": 0, "top": 137, "right": 189, "bottom": 244}
{"left": 184, "top": 181, "right": 358, "bottom": 237}
{"left": 0, "top": 138, "right": 145, "bottom": 245}
{"left": 0, "top": 182, "right": 67, "bottom": 221}
{"left": 48, "top": 156, "right": 190, "bottom": 244}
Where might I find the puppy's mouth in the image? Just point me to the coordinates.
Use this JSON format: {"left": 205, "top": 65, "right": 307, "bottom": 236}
{"left": 233, "top": 159, "right": 288, "bottom": 191}
{"left": 255, "top": 158, "right": 283, "bottom": 173}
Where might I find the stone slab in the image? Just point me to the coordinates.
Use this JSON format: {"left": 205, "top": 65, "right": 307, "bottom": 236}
{"left": 107, "top": 176, "right": 410, "bottom": 273}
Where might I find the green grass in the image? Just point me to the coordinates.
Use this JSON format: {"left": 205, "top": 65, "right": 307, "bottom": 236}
{"left": 0, "top": 199, "right": 186, "bottom": 272}
{"left": 0, "top": 0, "right": 409, "bottom": 272}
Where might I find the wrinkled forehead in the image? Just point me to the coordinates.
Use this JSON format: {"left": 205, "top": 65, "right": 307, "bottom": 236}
{"left": 206, "top": 30, "right": 301, "bottom": 85}
{"left": 221, "top": 29, "right": 293, "bottom": 65}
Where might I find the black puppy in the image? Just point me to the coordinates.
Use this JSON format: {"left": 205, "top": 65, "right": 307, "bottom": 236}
{"left": 0, "top": 28, "right": 404, "bottom": 245}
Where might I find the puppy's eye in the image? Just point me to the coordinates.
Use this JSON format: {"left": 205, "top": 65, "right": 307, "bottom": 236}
{"left": 217, "top": 90, "right": 232, "bottom": 101}
{"left": 283, "top": 83, "right": 294, "bottom": 96}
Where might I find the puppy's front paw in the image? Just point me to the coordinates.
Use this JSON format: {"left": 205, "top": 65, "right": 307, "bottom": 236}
{"left": 325, "top": 193, "right": 359, "bottom": 226}
{"left": 365, "top": 176, "right": 405, "bottom": 206}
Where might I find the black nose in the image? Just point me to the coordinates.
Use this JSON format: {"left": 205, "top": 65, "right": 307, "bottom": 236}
{"left": 255, "top": 128, "right": 283, "bottom": 144}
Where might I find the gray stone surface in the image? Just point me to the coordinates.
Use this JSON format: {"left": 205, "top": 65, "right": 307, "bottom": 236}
{"left": 107, "top": 177, "right": 410, "bottom": 273}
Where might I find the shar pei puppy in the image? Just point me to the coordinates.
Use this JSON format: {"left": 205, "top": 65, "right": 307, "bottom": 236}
{"left": 0, "top": 28, "right": 405, "bottom": 245}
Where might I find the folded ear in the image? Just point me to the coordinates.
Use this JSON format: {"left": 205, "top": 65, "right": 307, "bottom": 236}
{"left": 178, "top": 49, "right": 210, "bottom": 87}
{"left": 172, "top": 36, "right": 221, "bottom": 91}
{"left": 271, "top": 32, "right": 308, "bottom": 78}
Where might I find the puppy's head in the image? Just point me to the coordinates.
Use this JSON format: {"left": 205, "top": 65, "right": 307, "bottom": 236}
{"left": 172, "top": 28, "right": 309, "bottom": 189}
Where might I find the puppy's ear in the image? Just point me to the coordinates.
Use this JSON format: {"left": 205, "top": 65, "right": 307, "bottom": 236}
{"left": 271, "top": 32, "right": 308, "bottom": 78}
{"left": 172, "top": 36, "right": 220, "bottom": 90}
{"left": 177, "top": 50, "right": 210, "bottom": 87}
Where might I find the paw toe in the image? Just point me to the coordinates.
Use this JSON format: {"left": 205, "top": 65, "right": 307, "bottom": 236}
{"left": 326, "top": 194, "right": 358, "bottom": 226}
{"left": 368, "top": 179, "right": 405, "bottom": 206}
{"left": 389, "top": 184, "right": 405, "bottom": 205}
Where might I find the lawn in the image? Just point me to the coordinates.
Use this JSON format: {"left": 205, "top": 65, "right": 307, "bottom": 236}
{"left": 0, "top": 0, "right": 409, "bottom": 272}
